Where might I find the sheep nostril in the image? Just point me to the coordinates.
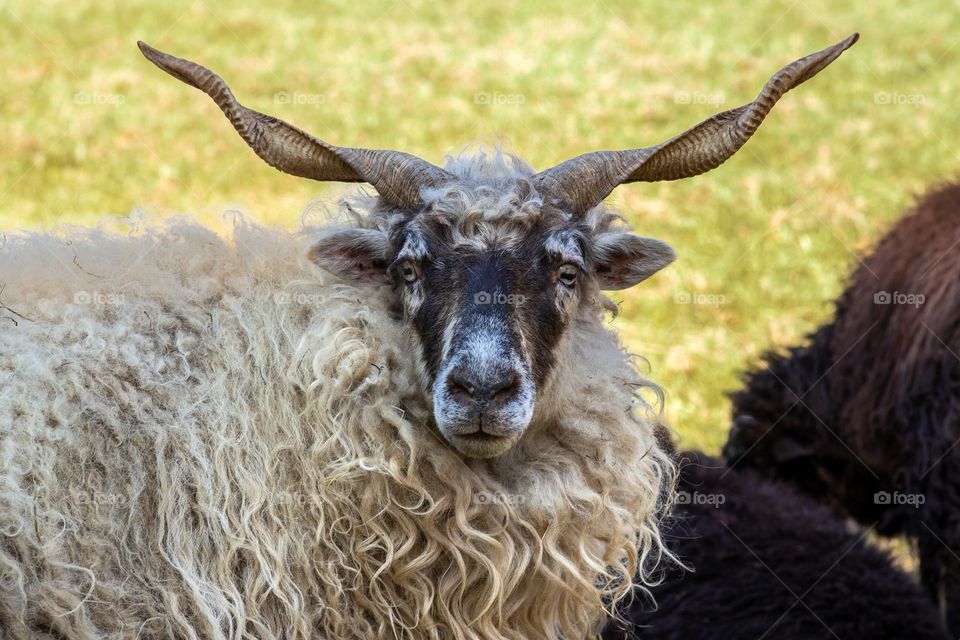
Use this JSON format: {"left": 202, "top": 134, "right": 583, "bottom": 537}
{"left": 489, "top": 370, "right": 519, "bottom": 402}
{"left": 446, "top": 369, "right": 520, "bottom": 404}
{"left": 447, "top": 370, "right": 476, "bottom": 401}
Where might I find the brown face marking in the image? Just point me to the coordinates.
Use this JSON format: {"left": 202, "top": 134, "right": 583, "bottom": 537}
{"left": 382, "top": 209, "right": 586, "bottom": 458}
{"left": 393, "top": 216, "right": 581, "bottom": 384}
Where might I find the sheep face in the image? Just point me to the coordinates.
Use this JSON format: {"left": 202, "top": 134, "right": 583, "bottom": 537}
{"left": 309, "top": 188, "right": 675, "bottom": 458}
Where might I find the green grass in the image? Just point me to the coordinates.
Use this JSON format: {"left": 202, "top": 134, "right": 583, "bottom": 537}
{"left": 3, "top": 0, "right": 959, "bottom": 452}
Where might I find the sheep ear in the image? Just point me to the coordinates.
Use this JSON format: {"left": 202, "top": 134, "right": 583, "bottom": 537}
{"left": 593, "top": 233, "right": 676, "bottom": 290}
{"left": 308, "top": 229, "right": 391, "bottom": 285}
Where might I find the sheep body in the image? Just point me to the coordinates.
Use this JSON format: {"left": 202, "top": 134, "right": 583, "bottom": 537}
{"left": 725, "top": 182, "right": 960, "bottom": 632}
{"left": 0, "top": 189, "right": 671, "bottom": 638}
{"left": 603, "top": 451, "right": 949, "bottom": 640}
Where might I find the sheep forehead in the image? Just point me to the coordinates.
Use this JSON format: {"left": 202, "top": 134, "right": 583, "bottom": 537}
{"left": 359, "top": 151, "right": 626, "bottom": 251}
{"left": 410, "top": 188, "right": 572, "bottom": 251}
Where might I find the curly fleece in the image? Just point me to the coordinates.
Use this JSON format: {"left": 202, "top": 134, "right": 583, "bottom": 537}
{"left": 0, "top": 182, "right": 674, "bottom": 638}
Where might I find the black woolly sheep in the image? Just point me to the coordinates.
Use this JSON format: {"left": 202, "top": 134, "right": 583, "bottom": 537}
{"left": 603, "top": 451, "right": 949, "bottom": 640}
{"left": 724, "top": 182, "right": 960, "bottom": 633}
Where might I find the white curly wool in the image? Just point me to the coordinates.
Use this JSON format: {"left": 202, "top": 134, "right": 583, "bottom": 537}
{"left": 0, "top": 207, "right": 673, "bottom": 639}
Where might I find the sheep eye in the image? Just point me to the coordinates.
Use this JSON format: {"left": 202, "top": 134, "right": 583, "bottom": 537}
{"left": 400, "top": 261, "right": 420, "bottom": 283}
{"left": 557, "top": 263, "right": 579, "bottom": 286}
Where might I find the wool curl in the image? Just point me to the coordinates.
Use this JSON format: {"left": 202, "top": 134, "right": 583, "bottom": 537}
{"left": 0, "top": 158, "right": 675, "bottom": 639}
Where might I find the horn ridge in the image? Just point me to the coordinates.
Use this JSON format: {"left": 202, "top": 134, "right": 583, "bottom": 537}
{"left": 137, "top": 41, "right": 452, "bottom": 209}
{"left": 533, "top": 33, "right": 859, "bottom": 216}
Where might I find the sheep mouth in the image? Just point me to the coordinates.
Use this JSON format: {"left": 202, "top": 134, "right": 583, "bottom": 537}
{"left": 446, "top": 429, "right": 519, "bottom": 459}
{"left": 455, "top": 428, "right": 508, "bottom": 441}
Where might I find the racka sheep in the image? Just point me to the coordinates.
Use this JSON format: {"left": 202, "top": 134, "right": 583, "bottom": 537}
{"left": 0, "top": 35, "right": 856, "bottom": 639}
{"left": 725, "top": 182, "right": 960, "bottom": 633}
{"left": 603, "top": 451, "right": 949, "bottom": 640}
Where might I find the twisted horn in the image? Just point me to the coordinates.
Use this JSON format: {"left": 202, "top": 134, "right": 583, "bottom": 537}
{"left": 137, "top": 41, "right": 452, "bottom": 210}
{"left": 533, "top": 33, "right": 859, "bottom": 216}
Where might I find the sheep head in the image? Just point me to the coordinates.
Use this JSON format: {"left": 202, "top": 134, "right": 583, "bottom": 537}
{"left": 139, "top": 35, "right": 857, "bottom": 458}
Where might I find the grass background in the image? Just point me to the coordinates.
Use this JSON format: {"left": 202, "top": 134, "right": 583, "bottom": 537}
{"left": 2, "top": 0, "right": 958, "bottom": 453}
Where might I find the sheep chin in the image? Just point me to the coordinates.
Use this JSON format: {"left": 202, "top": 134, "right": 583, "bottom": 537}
{"left": 445, "top": 431, "right": 521, "bottom": 459}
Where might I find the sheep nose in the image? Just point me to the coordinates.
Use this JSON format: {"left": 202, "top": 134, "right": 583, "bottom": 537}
{"left": 447, "top": 368, "right": 519, "bottom": 405}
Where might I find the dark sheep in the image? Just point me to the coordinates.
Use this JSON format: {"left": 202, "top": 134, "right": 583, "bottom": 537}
{"left": 724, "top": 182, "right": 960, "bottom": 633}
{"left": 603, "top": 451, "right": 949, "bottom": 640}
